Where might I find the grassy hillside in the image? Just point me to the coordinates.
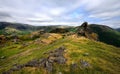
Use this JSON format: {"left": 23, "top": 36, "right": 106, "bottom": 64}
{"left": 89, "top": 24, "right": 120, "bottom": 47}
{"left": 0, "top": 33, "right": 120, "bottom": 74}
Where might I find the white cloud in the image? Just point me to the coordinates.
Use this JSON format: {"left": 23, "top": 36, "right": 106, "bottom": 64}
{"left": 0, "top": 0, "right": 120, "bottom": 28}
{"left": 89, "top": 10, "right": 120, "bottom": 20}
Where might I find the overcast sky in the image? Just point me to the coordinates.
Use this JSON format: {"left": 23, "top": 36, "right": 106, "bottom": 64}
{"left": 0, "top": 0, "right": 120, "bottom": 28}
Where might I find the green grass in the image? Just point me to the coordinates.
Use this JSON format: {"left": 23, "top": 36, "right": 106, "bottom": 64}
{"left": 0, "top": 35, "right": 120, "bottom": 74}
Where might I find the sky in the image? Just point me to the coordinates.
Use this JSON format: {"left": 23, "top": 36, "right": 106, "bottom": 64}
{"left": 0, "top": 0, "right": 120, "bottom": 28}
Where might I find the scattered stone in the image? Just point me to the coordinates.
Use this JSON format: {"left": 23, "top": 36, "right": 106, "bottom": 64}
{"left": 58, "top": 72, "right": 62, "bottom": 74}
{"left": 54, "top": 56, "right": 67, "bottom": 64}
{"left": 38, "top": 58, "right": 47, "bottom": 67}
{"left": 80, "top": 59, "right": 90, "bottom": 68}
{"left": 0, "top": 56, "right": 6, "bottom": 59}
{"left": 10, "top": 66, "right": 20, "bottom": 71}
{"left": 10, "top": 64, "right": 25, "bottom": 71}
{"left": 83, "top": 53, "right": 89, "bottom": 56}
{"left": 3, "top": 46, "right": 67, "bottom": 73}
{"left": 25, "top": 59, "right": 39, "bottom": 67}
{"left": 45, "top": 61, "right": 53, "bottom": 72}
{"left": 47, "top": 57, "right": 54, "bottom": 63}
{"left": 71, "top": 63, "right": 78, "bottom": 69}
{"left": 2, "top": 71, "right": 11, "bottom": 74}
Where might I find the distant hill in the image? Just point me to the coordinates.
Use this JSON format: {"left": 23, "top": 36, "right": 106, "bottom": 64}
{"left": 0, "top": 22, "right": 73, "bottom": 35}
{"left": 116, "top": 28, "right": 120, "bottom": 32}
{"left": 89, "top": 24, "right": 120, "bottom": 47}
{"left": 0, "top": 22, "right": 35, "bottom": 30}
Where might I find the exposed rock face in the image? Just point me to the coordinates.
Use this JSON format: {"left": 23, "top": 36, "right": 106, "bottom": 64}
{"left": 77, "top": 22, "right": 91, "bottom": 36}
{"left": 81, "top": 22, "right": 88, "bottom": 31}
{"left": 3, "top": 46, "right": 67, "bottom": 74}
{"left": 77, "top": 22, "right": 98, "bottom": 40}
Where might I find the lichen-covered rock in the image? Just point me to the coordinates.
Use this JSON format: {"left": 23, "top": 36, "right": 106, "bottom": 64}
{"left": 80, "top": 59, "right": 90, "bottom": 69}
{"left": 25, "top": 59, "right": 39, "bottom": 67}
{"left": 54, "top": 56, "right": 67, "bottom": 64}
{"left": 45, "top": 61, "right": 53, "bottom": 72}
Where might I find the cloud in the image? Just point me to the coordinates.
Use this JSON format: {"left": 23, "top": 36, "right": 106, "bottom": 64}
{"left": 0, "top": 11, "right": 11, "bottom": 19}
{"left": 0, "top": 0, "right": 120, "bottom": 28}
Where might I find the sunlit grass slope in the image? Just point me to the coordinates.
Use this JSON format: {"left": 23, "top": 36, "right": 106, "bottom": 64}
{"left": 0, "top": 34, "right": 120, "bottom": 74}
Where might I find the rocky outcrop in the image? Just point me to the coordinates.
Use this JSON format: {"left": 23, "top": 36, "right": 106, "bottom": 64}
{"left": 77, "top": 22, "right": 98, "bottom": 40}
{"left": 3, "top": 46, "right": 67, "bottom": 74}
{"left": 77, "top": 22, "right": 91, "bottom": 36}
